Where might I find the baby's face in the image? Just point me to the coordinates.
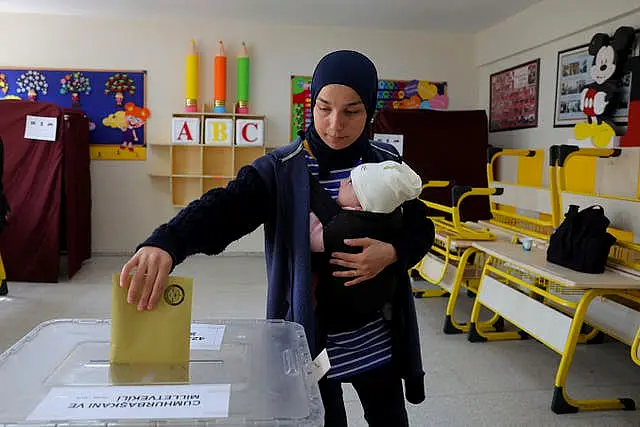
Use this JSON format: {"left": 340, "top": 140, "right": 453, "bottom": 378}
{"left": 337, "top": 177, "right": 362, "bottom": 209}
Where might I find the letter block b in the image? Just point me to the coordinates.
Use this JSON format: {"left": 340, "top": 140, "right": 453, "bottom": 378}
{"left": 204, "top": 118, "right": 233, "bottom": 146}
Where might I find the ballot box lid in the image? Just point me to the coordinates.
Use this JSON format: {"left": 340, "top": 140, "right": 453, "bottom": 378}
{"left": 0, "top": 319, "right": 323, "bottom": 426}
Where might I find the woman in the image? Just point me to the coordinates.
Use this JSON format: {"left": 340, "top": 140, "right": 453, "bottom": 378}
{"left": 121, "top": 50, "right": 433, "bottom": 426}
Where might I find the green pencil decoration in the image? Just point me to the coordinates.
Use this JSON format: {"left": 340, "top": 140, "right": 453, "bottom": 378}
{"left": 236, "top": 42, "right": 250, "bottom": 114}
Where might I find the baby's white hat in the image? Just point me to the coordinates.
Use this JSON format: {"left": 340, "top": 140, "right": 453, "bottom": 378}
{"left": 350, "top": 160, "right": 422, "bottom": 214}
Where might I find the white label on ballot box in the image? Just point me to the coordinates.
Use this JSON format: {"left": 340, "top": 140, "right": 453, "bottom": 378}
{"left": 309, "top": 348, "right": 331, "bottom": 383}
{"left": 24, "top": 115, "right": 57, "bottom": 142}
{"left": 190, "top": 324, "right": 225, "bottom": 350}
{"left": 27, "top": 384, "right": 231, "bottom": 421}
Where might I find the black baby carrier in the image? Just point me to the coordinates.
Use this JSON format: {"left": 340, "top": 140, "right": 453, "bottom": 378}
{"left": 546, "top": 204, "right": 616, "bottom": 274}
{"left": 308, "top": 172, "right": 400, "bottom": 330}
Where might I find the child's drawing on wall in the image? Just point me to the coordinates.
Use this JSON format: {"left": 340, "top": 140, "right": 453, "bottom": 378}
{"left": 102, "top": 102, "right": 151, "bottom": 151}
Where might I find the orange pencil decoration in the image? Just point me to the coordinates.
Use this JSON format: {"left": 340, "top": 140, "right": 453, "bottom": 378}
{"left": 185, "top": 39, "right": 199, "bottom": 112}
{"left": 214, "top": 40, "right": 227, "bottom": 113}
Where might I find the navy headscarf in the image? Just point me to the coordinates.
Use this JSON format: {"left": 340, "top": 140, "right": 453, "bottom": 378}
{"left": 303, "top": 50, "right": 378, "bottom": 177}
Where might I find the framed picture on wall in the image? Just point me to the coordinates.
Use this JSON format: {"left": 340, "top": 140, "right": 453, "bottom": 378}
{"left": 489, "top": 58, "right": 540, "bottom": 132}
{"left": 553, "top": 29, "right": 640, "bottom": 128}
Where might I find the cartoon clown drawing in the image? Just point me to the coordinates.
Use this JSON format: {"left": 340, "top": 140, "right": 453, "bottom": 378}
{"left": 102, "top": 102, "right": 151, "bottom": 151}
{"left": 121, "top": 102, "right": 150, "bottom": 151}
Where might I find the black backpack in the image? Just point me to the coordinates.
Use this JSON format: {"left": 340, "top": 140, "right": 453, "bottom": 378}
{"left": 546, "top": 205, "right": 616, "bottom": 274}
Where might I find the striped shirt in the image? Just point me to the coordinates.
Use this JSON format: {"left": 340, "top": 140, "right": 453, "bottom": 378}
{"left": 305, "top": 146, "right": 393, "bottom": 380}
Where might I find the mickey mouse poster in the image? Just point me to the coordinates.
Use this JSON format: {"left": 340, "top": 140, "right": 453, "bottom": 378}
{"left": 574, "top": 26, "right": 636, "bottom": 147}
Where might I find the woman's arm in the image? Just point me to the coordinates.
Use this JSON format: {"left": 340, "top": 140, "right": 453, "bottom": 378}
{"left": 121, "top": 164, "right": 272, "bottom": 310}
{"left": 329, "top": 199, "right": 434, "bottom": 285}
{"left": 393, "top": 198, "right": 434, "bottom": 270}
{"left": 140, "top": 165, "right": 271, "bottom": 266}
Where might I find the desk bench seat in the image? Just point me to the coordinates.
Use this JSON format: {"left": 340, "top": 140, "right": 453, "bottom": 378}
{"left": 468, "top": 240, "right": 640, "bottom": 414}
{"left": 414, "top": 183, "right": 503, "bottom": 333}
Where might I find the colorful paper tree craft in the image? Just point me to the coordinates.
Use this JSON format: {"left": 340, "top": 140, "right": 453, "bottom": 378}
{"left": 15, "top": 70, "right": 49, "bottom": 101}
{"left": 104, "top": 73, "right": 136, "bottom": 106}
{"left": 60, "top": 72, "right": 92, "bottom": 106}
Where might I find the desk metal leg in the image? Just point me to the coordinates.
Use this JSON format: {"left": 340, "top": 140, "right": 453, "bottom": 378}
{"left": 411, "top": 259, "right": 448, "bottom": 299}
{"left": 577, "top": 325, "right": 605, "bottom": 344}
{"left": 0, "top": 253, "right": 7, "bottom": 296}
{"left": 632, "top": 326, "right": 640, "bottom": 367}
{"left": 552, "top": 290, "right": 636, "bottom": 414}
{"left": 413, "top": 288, "right": 448, "bottom": 298}
{"left": 467, "top": 257, "right": 525, "bottom": 343}
{"left": 419, "top": 249, "right": 503, "bottom": 335}
{"left": 443, "top": 248, "right": 502, "bottom": 335}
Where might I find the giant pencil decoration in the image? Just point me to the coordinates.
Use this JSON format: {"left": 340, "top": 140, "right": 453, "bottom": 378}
{"left": 185, "top": 39, "right": 199, "bottom": 112}
{"left": 236, "top": 42, "right": 250, "bottom": 114}
{"left": 214, "top": 41, "right": 227, "bottom": 113}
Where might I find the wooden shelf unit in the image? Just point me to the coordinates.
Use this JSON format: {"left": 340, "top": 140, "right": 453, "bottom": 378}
{"left": 149, "top": 112, "right": 266, "bottom": 207}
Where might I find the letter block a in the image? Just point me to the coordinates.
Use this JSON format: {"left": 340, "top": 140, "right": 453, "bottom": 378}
{"left": 172, "top": 117, "right": 201, "bottom": 144}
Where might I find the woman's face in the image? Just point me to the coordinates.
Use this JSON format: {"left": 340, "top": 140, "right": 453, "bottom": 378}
{"left": 313, "top": 84, "right": 367, "bottom": 150}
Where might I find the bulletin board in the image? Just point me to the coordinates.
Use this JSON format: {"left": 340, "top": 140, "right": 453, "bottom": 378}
{"left": 0, "top": 67, "right": 148, "bottom": 160}
{"left": 489, "top": 59, "right": 540, "bottom": 132}
{"left": 290, "top": 75, "right": 448, "bottom": 140}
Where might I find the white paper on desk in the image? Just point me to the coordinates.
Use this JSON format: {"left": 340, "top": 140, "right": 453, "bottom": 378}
{"left": 190, "top": 324, "right": 225, "bottom": 350}
{"left": 24, "top": 115, "right": 57, "bottom": 142}
{"left": 27, "top": 384, "right": 231, "bottom": 421}
{"left": 373, "top": 133, "right": 403, "bottom": 156}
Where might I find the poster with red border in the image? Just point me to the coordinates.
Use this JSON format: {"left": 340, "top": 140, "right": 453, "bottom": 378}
{"left": 489, "top": 59, "right": 540, "bottom": 132}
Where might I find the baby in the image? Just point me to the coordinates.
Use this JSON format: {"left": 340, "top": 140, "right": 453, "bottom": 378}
{"left": 309, "top": 160, "right": 423, "bottom": 331}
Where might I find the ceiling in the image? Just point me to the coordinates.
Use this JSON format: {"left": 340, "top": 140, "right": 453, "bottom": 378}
{"left": 0, "top": 0, "right": 543, "bottom": 33}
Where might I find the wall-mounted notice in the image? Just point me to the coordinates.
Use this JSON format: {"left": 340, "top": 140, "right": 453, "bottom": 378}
{"left": 24, "top": 115, "right": 57, "bottom": 142}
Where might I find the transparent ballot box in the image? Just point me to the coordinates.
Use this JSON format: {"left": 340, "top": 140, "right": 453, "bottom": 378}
{"left": 0, "top": 319, "right": 323, "bottom": 426}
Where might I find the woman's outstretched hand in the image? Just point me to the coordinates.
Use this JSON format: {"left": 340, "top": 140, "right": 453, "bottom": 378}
{"left": 330, "top": 238, "right": 398, "bottom": 286}
{"left": 120, "top": 246, "right": 172, "bottom": 312}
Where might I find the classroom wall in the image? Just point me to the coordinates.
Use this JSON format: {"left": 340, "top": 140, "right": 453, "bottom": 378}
{"left": 0, "top": 13, "right": 476, "bottom": 255}
{"left": 476, "top": 0, "right": 640, "bottom": 151}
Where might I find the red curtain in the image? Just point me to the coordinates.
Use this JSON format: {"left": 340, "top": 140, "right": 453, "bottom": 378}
{"left": 622, "top": 56, "right": 640, "bottom": 147}
{"left": 371, "top": 109, "right": 490, "bottom": 222}
{"left": 62, "top": 109, "right": 91, "bottom": 278}
{"left": 0, "top": 100, "right": 90, "bottom": 282}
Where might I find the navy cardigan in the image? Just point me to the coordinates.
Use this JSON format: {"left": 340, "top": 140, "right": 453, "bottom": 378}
{"left": 140, "top": 138, "right": 434, "bottom": 404}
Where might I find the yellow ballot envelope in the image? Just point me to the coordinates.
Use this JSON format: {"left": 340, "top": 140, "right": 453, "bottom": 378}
{"left": 110, "top": 273, "right": 193, "bottom": 365}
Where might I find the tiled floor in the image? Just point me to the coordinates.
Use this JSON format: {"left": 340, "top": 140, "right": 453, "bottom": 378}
{"left": 1, "top": 254, "right": 639, "bottom": 426}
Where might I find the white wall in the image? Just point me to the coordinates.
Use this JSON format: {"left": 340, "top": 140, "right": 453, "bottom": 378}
{"left": 476, "top": 0, "right": 640, "bottom": 150}
{"left": 0, "top": 13, "right": 476, "bottom": 254}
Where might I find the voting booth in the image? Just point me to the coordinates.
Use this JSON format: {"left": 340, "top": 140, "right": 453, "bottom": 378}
{"left": 0, "top": 319, "right": 324, "bottom": 426}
